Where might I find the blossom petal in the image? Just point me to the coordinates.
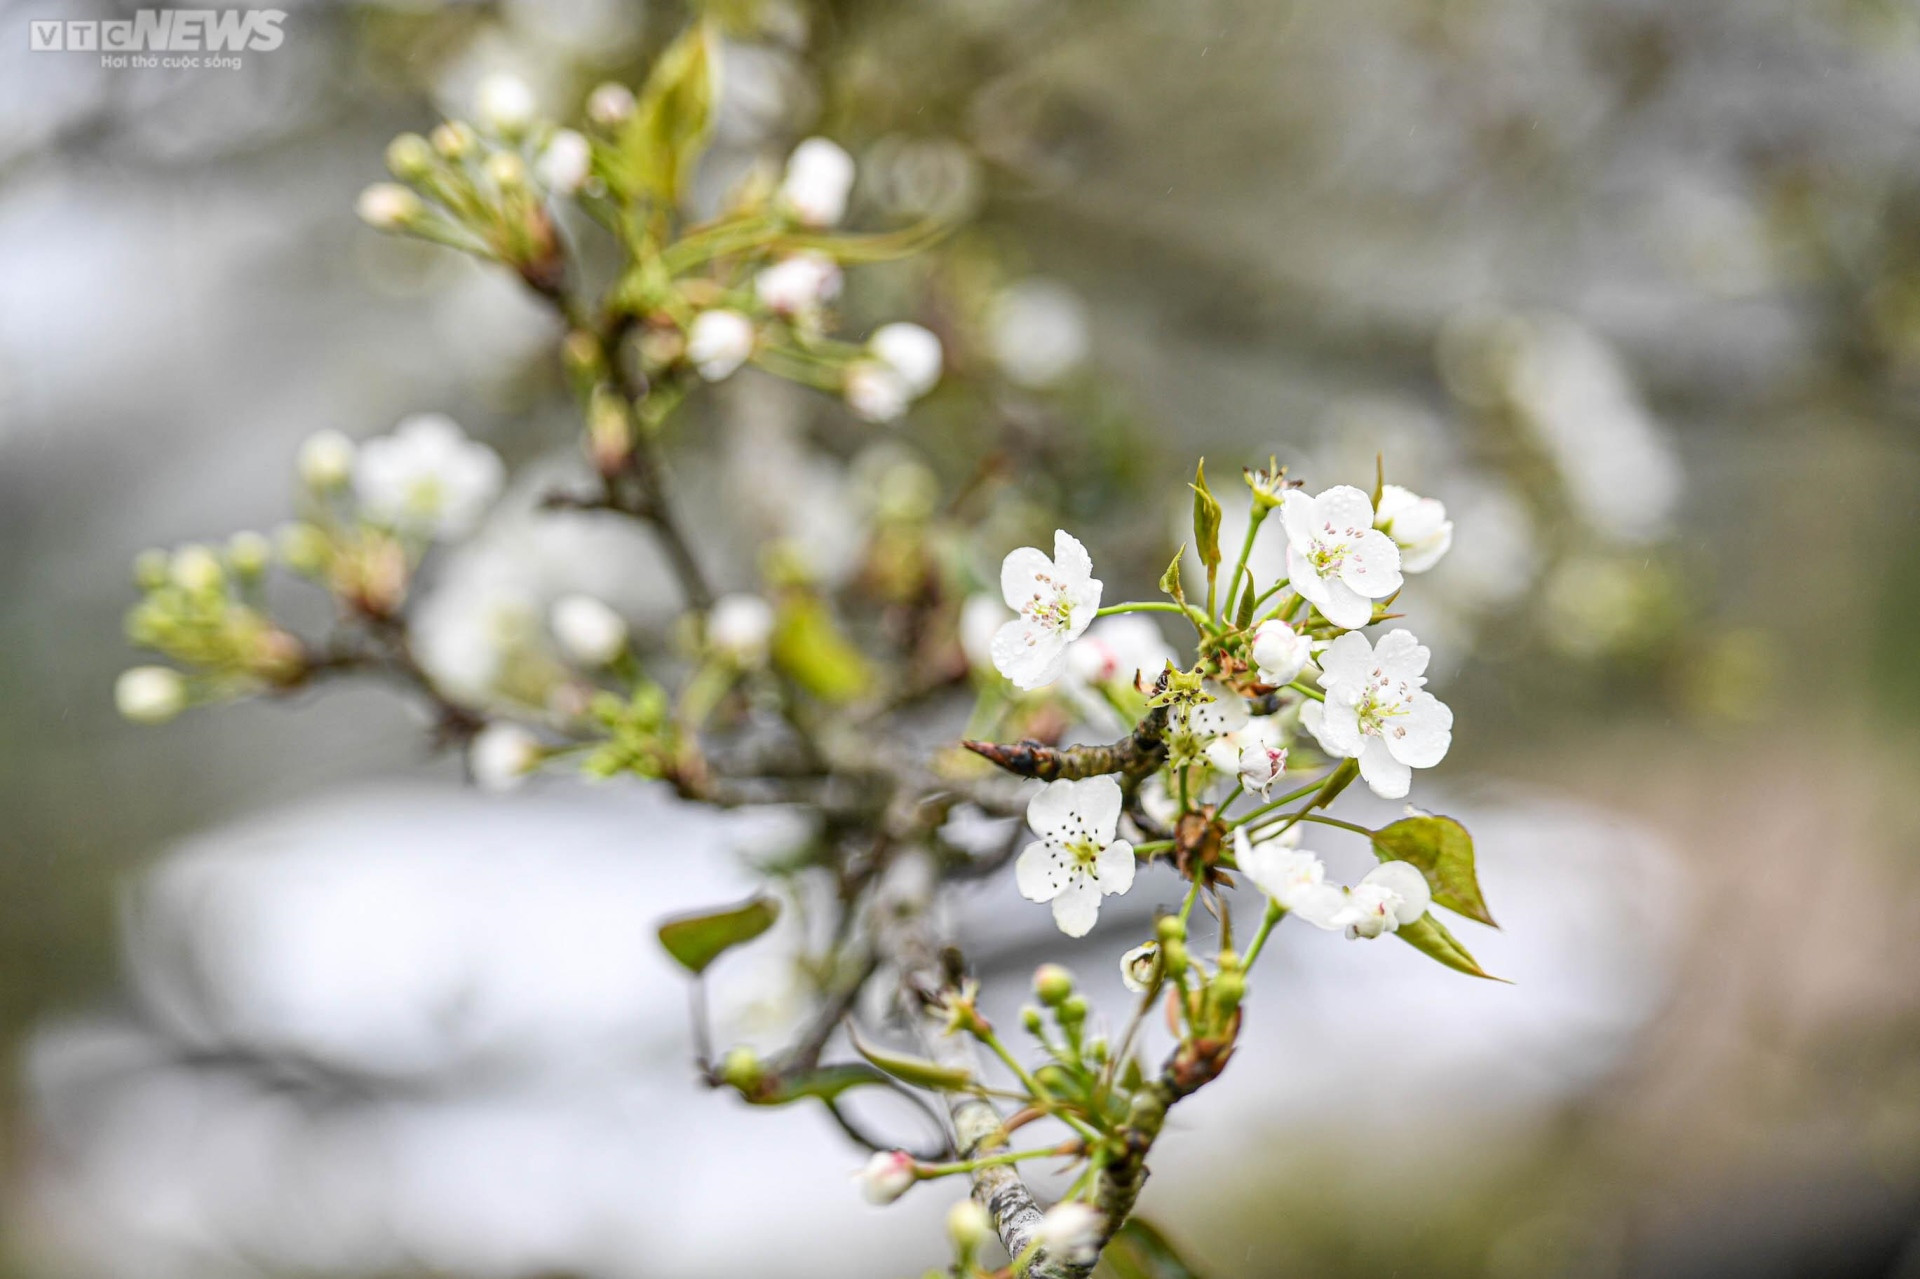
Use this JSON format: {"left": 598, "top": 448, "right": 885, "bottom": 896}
{"left": 1338, "top": 529, "right": 1403, "bottom": 600}
{"left": 1279, "top": 490, "right": 1321, "bottom": 548}
{"left": 1051, "top": 530, "right": 1095, "bottom": 587}
{"left": 991, "top": 620, "right": 1068, "bottom": 690}
{"left": 1287, "top": 882, "right": 1352, "bottom": 931}
{"left": 1093, "top": 838, "right": 1136, "bottom": 896}
{"left": 1000, "top": 546, "right": 1056, "bottom": 610}
{"left": 1387, "top": 690, "right": 1453, "bottom": 768}
{"left": 1015, "top": 842, "right": 1062, "bottom": 902}
{"left": 1050, "top": 881, "right": 1103, "bottom": 937}
{"left": 1026, "top": 778, "right": 1083, "bottom": 842}
{"left": 1316, "top": 631, "right": 1376, "bottom": 691}
{"left": 1363, "top": 860, "right": 1432, "bottom": 924}
{"left": 1286, "top": 545, "right": 1330, "bottom": 604}
{"left": 1314, "top": 485, "right": 1376, "bottom": 536}
{"left": 1314, "top": 696, "right": 1365, "bottom": 757}
{"left": 1314, "top": 576, "right": 1375, "bottom": 630}
{"left": 1370, "top": 629, "right": 1430, "bottom": 683}
{"left": 1357, "top": 737, "right": 1411, "bottom": 798}
{"left": 1401, "top": 523, "right": 1453, "bottom": 573}
{"left": 1072, "top": 773, "right": 1125, "bottom": 842}
{"left": 1298, "top": 699, "right": 1343, "bottom": 756}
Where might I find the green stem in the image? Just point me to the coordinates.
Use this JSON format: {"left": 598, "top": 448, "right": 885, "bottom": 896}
{"left": 1216, "top": 781, "right": 1245, "bottom": 816}
{"left": 1242, "top": 901, "right": 1286, "bottom": 968}
{"left": 918, "top": 1146, "right": 1069, "bottom": 1178}
{"left": 1223, "top": 507, "right": 1268, "bottom": 620}
{"left": 1288, "top": 679, "right": 1324, "bottom": 702}
{"left": 1227, "top": 775, "right": 1332, "bottom": 829}
{"left": 1177, "top": 876, "right": 1204, "bottom": 925}
{"left": 1294, "top": 813, "right": 1375, "bottom": 838}
{"left": 1095, "top": 600, "right": 1205, "bottom": 623}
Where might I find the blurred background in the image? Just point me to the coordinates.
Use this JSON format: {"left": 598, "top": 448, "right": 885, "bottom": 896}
{"left": 4, "top": 0, "right": 1920, "bottom": 1275}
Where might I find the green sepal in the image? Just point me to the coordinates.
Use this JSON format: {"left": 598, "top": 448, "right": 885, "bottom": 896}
{"left": 850, "top": 1029, "right": 975, "bottom": 1091}
{"left": 1395, "top": 912, "right": 1505, "bottom": 982}
{"left": 1190, "top": 459, "right": 1222, "bottom": 580}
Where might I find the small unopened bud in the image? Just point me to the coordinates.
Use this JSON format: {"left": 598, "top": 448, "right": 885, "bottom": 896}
{"left": 298, "top": 429, "right": 356, "bottom": 491}
{"left": 1036, "top": 1202, "right": 1105, "bottom": 1266}
{"left": 355, "top": 183, "right": 421, "bottom": 230}
{"left": 475, "top": 72, "right": 537, "bottom": 137}
{"left": 719, "top": 1045, "right": 763, "bottom": 1091}
{"left": 484, "top": 151, "right": 527, "bottom": 190}
{"left": 561, "top": 330, "right": 602, "bottom": 378}
{"left": 1217, "top": 949, "right": 1241, "bottom": 973}
{"left": 1033, "top": 963, "right": 1075, "bottom": 1006}
{"left": 1155, "top": 915, "right": 1186, "bottom": 944}
{"left": 385, "top": 133, "right": 435, "bottom": 181}
{"left": 170, "top": 544, "right": 224, "bottom": 594}
{"left": 1060, "top": 994, "right": 1089, "bottom": 1025}
{"left": 469, "top": 722, "right": 541, "bottom": 792}
{"left": 1160, "top": 937, "right": 1190, "bottom": 978}
{"left": 115, "top": 666, "right": 186, "bottom": 724}
{"left": 226, "top": 531, "right": 271, "bottom": 578}
{"left": 1021, "top": 1005, "right": 1044, "bottom": 1035}
{"left": 1210, "top": 969, "right": 1246, "bottom": 1016}
{"left": 586, "top": 82, "right": 636, "bottom": 128}
{"left": 431, "top": 121, "right": 476, "bottom": 160}
{"left": 947, "top": 1199, "right": 991, "bottom": 1252}
{"left": 536, "top": 128, "right": 591, "bottom": 195}
{"left": 706, "top": 593, "right": 774, "bottom": 665}
{"left": 550, "top": 594, "right": 628, "bottom": 667}
{"left": 852, "top": 1150, "right": 918, "bottom": 1206}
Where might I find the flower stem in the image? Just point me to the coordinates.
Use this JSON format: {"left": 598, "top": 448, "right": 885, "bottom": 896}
{"left": 1242, "top": 901, "right": 1286, "bottom": 969}
{"left": 1227, "top": 775, "right": 1332, "bottom": 829}
{"left": 1223, "top": 506, "right": 1268, "bottom": 620}
{"left": 1288, "top": 679, "right": 1324, "bottom": 702}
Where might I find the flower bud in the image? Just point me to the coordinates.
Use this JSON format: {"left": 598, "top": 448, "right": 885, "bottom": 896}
{"left": 537, "top": 128, "right": 591, "bottom": 195}
{"left": 475, "top": 72, "right": 537, "bottom": 137}
{"left": 852, "top": 1150, "right": 917, "bottom": 1205}
{"left": 1120, "top": 941, "right": 1161, "bottom": 994}
{"left": 586, "top": 82, "right": 636, "bottom": 127}
{"left": 170, "top": 544, "right": 224, "bottom": 594}
{"left": 550, "top": 593, "right": 628, "bottom": 667}
{"left": 718, "top": 1045, "right": 762, "bottom": 1091}
{"left": 431, "top": 121, "right": 476, "bottom": 160}
{"left": 1059, "top": 993, "right": 1089, "bottom": 1025}
{"left": 1250, "top": 619, "right": 1310, "bottom": 687}
{"left": 1020, "top": 1005, "right": 1044, "bottom": 1034}
{"left": 226, "top": 531, "right": 271, "bottom": 579}
{"left": 869, "top": 322, "right": 943, "bottom": 397}
{"left": 1032, "top": 963, "right": 1075, "bottom": 1006}
{"left": 484, "top": 151, "right": 527, "bottom": 190}
{"left": 1210, "top": 969, "right": 1246, "bottom": 1016}
{"left": 707, "top": 593, "right": 775, "bottom": 664}
{"left": 686, "top": 309, "right": 756, "bottom": 382}
{"left": 843, "top": 361, "right": 912, "bottom": 423}
{"left": 778, "top": 137, "right": 855, "bottom": 228}
{"left": 355, "top": 183, "right": 421, "bottom": 231}
{"left": 1154, "top": 914, "right": 1186, "bottom": 943}
{"left": 115, "top": 666, "right": 186, "bottom": 724}
{"left": 469, "top": 722, "right": 541, "bottom": 792}
{"left": 947, "top": 1199, "right": 992, "bottom": 1252}
{"left": 1036, "top": 1202, "right": 1105, "bottom": 1266}
{"left": 298, "top": 429, "right": 356, "bottom": 491}
{"left": 385, "top": 133, "right": 435, "bottom": 181}
{"left": 1160, "top": 937, "right": 1190, "bottom": 978}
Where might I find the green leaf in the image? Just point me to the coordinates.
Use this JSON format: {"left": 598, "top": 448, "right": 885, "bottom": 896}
{"left": 1101, "top": 1217, "right": 1208, "bottom": 1279}
{"left": 1158, "top": 545, "right": 1187, "bottom": 608}
{"left": 850, "top": 1029, "right": 975, "bottom": 1091}
{"left": 755, "top": 1063, "right": 889, "bottom": 1106}
{"left": 657, "top": 894, "right": 779, "bottom": 975}
{"left": 619, "top": 20, "right": 715, "bottom": 209}
{"left": 771, "top": 593, "right": 872, "bottom": 704}
{"left": 1370, "top": 814, "right": 1496, "bottom": 927}
{"left": 1190, "top": 460, "right": 1222, "bottom": 578}
{"left": 1370, "top": 451, "right": 1385, "bottom": 509}
{"left": 1395, "top": 912, "right": 1505, "bottom": 981}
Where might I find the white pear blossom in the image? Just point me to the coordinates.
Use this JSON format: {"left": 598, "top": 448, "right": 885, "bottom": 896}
{"left": 1176, "top": 680, "right": 1249, "bottom": 744}
{"left": 990, "top": 531, "right": 1103, "bottom": 690}
{"left": 1237, "top": 831, "right": 1432, "bottom": 939}
{"left": 686, "top": 309, "right": 756, "bottom": 381}
{"left": 1250, "top": 618, "right": 1311, "bottom": 687}
{"left": 1204, "top": 715, "right": 1288, "bottom": 797}
{"left": 1036, "top": 1202, "right": 1106, "bottom": 1266}
{"left": 355, "top": 183, "right": 420, "bottom": 230}
{"left": 843, "top": 361, "right": 911, "bottom": 422}
{"left": 469, "top": 722, "right": 541, "bottom": 792}
{"left": 1234, "top": 827, "right": 1346, "bottom": 927}
{"left": 115, "top": 667, "right": 186, "bottom": 724}
{"left": 708, "top": 593, "right": 775, "bottom": 663}
{"left": 869, "top": 322, "right": 943, "bottom": 397}
{"left": 549, "top": 594, "right": 627, "bottom": 666}
{"left": 779, "top": 137, "right": 856, "bottom": 227}
{"left": 536, "top": 129, "right": 591, "bottom": 194}
{"left": 1336, "top": 860, "right": 1432, "bottom": 939}
{"left": 1279, "top": 485, "right": 1403, "bottom": 629}
{"left": 754, "top": 252, "right": 843, "bottom": 316}
{"left": 1015, "top": 775, "right": 1135, "bottom": 938}
{"left": 959, "top": 594, "right": 1012, "bottom": 672}
{"left": 1374, "top": 483, "right": 1454, "bottom": 573}
{"left": 474, "top": 73, "right": 537, "bottom": 136}
{"left": 1311, "top": 629, "right": 1452, "bottom": 799}
{"left": 353, "top": 414, "right": 505, "bottom": 540}
{"left": 852, "top": 1149, "right": 917, "bottom": 1205}
{"left": 298, "top": 430, "right": 356, "bottom": 491}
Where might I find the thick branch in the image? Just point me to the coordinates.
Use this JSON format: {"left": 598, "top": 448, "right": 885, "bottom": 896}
{"left": 902, "top": 948, "right": 1092, "bottom": 1279}
{"left": 962, "top": 697, "right": 1170, "bottom": 785}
